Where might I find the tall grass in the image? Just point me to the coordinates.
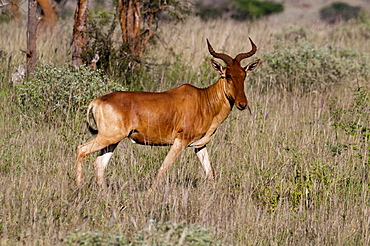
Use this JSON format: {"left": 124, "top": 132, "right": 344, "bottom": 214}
{"left": 1, "top": 13, "right": 370, "bottom": 245}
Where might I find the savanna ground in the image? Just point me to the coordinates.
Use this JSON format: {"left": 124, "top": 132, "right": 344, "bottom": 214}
{"left": 1, "top": 0, "right": 370, "bottom": 245}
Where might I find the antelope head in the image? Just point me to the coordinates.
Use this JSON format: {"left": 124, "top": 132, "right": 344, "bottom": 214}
{"left": 207, "top": 38, "right": 260, "bottom": 110}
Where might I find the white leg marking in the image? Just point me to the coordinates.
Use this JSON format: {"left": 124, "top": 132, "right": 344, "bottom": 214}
{"left": 94, "top": 152, "right": 113, "bottom": 186}
{"left": 195, "top": 147, "right": 215, "bottom": 179}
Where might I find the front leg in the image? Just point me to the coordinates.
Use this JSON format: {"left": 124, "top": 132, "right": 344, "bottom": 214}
{"left": 195, "top": 146, "right": 215, "bottom": 179}
{"left": 154, "top": 138, "right": 190, "bottom": 188}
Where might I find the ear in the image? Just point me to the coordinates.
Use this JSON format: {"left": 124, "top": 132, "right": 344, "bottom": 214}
{"left": 244, "top": 59, "right": 261, "bottom": 73}
{"left": 211, "top": 59, "right": 225, "bottom": 76}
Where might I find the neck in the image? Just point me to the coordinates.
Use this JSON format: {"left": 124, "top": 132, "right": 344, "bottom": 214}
{"left": 202, "top": 77, "right": 234, "bottom": 115}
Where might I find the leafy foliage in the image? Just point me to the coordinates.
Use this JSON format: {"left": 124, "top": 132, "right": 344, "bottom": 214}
{"left": 64, "top": 221, "right": 220, "bottom": 245}
{"left": 195, "top": 0, "right": 284, "bottom": 20}
{"left": 17, "top": 63, "right": 126, "bottom": 121}
{"left": 253, "top": 38, "right": 369, "bottom": 93}
{"left": 320, "top": 2, "right": 361, "bottom": 24}
{"left": 331, "top": 86, "right": 370, "bottom": 162}
{"left": 232, "top": 0, "right": 284, "bottom": 20}
{"left": 83, "top": 11, "right": 136, "bottom": 78}
{"left": 132, "top": 220, "right": 219, "bottom": 245}
{"left": 0, "top": 5, "right": 15, "bottom": 23}
{"left": 83, "top": 0, "right": 191, "bottom": 78}
{"left": 194, "top": 2, "right": 223, "bottom": 20}
{"left": 142, "top": 0, "right": 191, "bottom": 22}
{"left": 63, "top": 230, "right": 129, "bottom": 245}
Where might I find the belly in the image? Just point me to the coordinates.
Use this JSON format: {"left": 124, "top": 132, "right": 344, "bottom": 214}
{"left": 127, "top": 119, "right": 219, "bottom": 148}
{"left": 128, "top": 131, "right": 174, "bottom": 146}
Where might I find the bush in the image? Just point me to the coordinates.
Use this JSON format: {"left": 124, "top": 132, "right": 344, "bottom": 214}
{"left": 320, "top": 2, "right": 361, "bottom": 24}
{"left": 253, "top": 39, "right": 369, "bottom": 94}
{"left": 329, "top": 86, "right": 370, "bottom": 173}
{"left": 232, "top": 0, "right": 284, "bottom": 20}
{"left": 132, "top": 220, "right": 219, "bottom": 245}
{"left": 194, "top": 0, "right": 284, "bottom": 20}
{"left": 0, "top": 5, "right": 15, "bottom": 23}
{"left": 64, "top": 220, "right": 220, "bottom": 245}
{"left": 82, "top": 12, "right": 134, "bottom": 78}
{"left": 17, "top": 63, "right": 126, "bottom": 121}
{"left": 331, "top": 86, "right": 370, "bottom": 142}
{"left": 64, "top": 230, "right": 130, "bottom": 245}
{"left": 194, "top": 2, "right": 223, "bottom": 20}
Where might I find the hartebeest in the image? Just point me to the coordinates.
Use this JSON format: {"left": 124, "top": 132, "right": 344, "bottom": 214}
{"left": 75, "top": 38, "right": 260, "bottom": 188}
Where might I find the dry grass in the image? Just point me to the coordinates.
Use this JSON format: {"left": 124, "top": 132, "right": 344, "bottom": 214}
{"left": 1, "top": 4, "right": 370, "bottom": 245}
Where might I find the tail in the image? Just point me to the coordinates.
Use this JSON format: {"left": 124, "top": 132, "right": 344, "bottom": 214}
{"left": 86, "top": 102, "right": 99, "bottom": 135}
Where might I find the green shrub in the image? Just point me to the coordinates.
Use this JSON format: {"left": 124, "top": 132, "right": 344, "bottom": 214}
{"left": 232, "top": 0, "right": 284, "bottom": 20}
{"left": 83, "top": 11, "right": 155, "bottom": 81}
{"left": 320, "top": 2, "right": 361, "bottom": 24}
{"left": 0, "top": 5, "right": 15, "bottom": 23}
{"left": 329, "top": 86, "right": 370, "bottom": 188}
{"left": 331, "top": 86, "right": 370, "bottom": 144}
{"left": 17, "top": 63, "right": 126, "bottom": 121}
{"left": 194, "top": 2, "right": 223, "bottom": 20}
{"left": 252, "top": 151, "right": 335, "bottom": 211}
{"left": 194, "top": 0, "right": 284, "bottom": 20}
{"left": 132, "top": 220, "right": 219, "bottom": 245}
{"left": 64, "top": 221, "right": 220, "bottom": 245}
{"left": 82, "top": 12, "right": 132, "bottom": 78}
{"left": 64, "top": 230, "right": 130, "bottom": 245}
{"left": 253, "top": 40, "right": 369, "bottom": 93}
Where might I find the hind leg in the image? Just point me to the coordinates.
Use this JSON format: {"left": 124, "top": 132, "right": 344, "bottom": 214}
{"left": 94, "top": 143, "right": 119, "bottom": 187}
{"left": 76, "top": 136, "right": 114, "bottom": 186}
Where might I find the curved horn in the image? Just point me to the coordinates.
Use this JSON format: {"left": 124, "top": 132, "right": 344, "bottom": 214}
{"left": 234, "top": 37, "right": 257, "bottom": 63}
{"left": 207, "top": 39, "right": 233, "bottom": 65}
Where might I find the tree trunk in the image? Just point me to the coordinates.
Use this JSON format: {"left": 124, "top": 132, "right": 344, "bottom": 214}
{"left": 26, "top": 0, "right": 38, "bottom": 79}
{"left": 71, "top": 0, "right": 89, "bottom": 66}
{"left": 118, "top": 0, "right": 141, "bottom": 56}
{"left": 37, "top": 0, "right": 57, "bottom": 28}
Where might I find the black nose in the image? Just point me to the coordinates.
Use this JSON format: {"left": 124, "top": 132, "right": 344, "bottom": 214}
{"left": 237, "top": 102, "right": 247, "bottom": 110}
